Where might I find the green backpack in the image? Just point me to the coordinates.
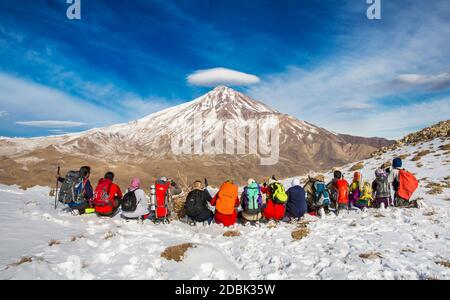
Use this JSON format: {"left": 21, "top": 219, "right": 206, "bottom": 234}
{"left": 270, "top": 182, "right": 288, "bottom": 204}
{"left": 246, "top": 182, "right": 261, "bottom": 211}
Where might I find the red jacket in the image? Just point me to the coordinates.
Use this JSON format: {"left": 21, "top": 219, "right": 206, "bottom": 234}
{"left": 210, "top": 193, "right": 239, "bottom": 227}
{"left": 94, "top": 180, "right": 123, "bottom": 215}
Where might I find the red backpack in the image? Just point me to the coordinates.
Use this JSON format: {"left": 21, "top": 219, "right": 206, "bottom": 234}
{"left": 397, "top": 170, "right": 419, "bottom": 200}
{"left": 155, "top": 181, "right": 171, "bottom": 219}
{"left": 93, "top": 178, "right": 112, "bottom": 207}
{"left": 336, "top": 179, "right": 349, "bottom": 205}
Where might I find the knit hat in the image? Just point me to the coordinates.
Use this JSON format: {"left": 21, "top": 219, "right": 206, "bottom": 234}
{"left": 247, "top": 178, "right": 256, "bottom": 186}
{"left": 333, "top": 170, "right": 342, "bottom": 179}
{"left": 392, "top": 157, "right": 402, "bottom": 169}
{"left": 130, "top": 178, "right": 141, "bottom": 190}
{"left": 292, "top": 178, "right": 300, "bottom": 187}
{"left": 315, "top": 174, "right": 325, "bottom": 182}
{"left": 375, "top": 168, "right": 386, "bottom": 178}
{"left": 192, "top": 181, "right": 203, "bottom": 190}
{"left": 159, "top": 176, "right": 167, "bottom": 182}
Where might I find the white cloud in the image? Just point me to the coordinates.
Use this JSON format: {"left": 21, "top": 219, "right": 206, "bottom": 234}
{"left": 16, "top": 121, "right": 86, "bottom": 128}
{"left": 0, "top": 110, "right": 8, "bottom": 117}
{"left": 187, "top": 67, "right": 260, "bottom": 87}
{"left": 247, "top": 2, "right": 450, "bottom": 138}
{"left": 0, "top": 72, "right": 173, "bottom": 136}
{"left": 396, "top": 72, "right": 450, "bottom": 90}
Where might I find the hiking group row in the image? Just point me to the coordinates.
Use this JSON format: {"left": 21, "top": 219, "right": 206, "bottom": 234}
{"left": 56, "top": 157, "right": 420, "bottom": 226}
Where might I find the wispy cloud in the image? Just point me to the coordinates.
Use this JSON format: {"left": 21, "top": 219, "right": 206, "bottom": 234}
{"left": 395, "top": 72, "right": 450, "bottom": 91}
{"left": 248, "top": 1, "right": 450, "bottom": 138}
{"left": 0, "top": 111, "right": 8, "bottom": 117}
{"left": 187, "top": 68, "right": 260, "bottom": 87}
{"left": 16, "top": 121, "right": 86, "bottom": 128}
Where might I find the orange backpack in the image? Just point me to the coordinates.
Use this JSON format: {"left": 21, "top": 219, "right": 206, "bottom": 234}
{"left": 397, "top": 170, "right": 419, "bottom": 200}
{"left": 216, "top": 182, "right": 238, "bottom": 215}
{"left": 336, "top": 179, "right": 349, "bottom": 205}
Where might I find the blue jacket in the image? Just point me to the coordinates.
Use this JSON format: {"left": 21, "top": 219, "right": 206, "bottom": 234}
{"left": 286, "top": 185, "right": 307, "bottom": 219}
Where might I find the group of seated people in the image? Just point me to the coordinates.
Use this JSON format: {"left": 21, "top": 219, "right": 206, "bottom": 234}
{"left": 56, "top": 156, "right": 419, "bottom": 226}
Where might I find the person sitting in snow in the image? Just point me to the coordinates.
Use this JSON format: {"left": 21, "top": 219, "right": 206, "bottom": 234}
{"left": 210, "top": 180, "right": 240, "bottom": 227}
{"left": 185, "top": 180, "right": 213, "bottom": 224}
{"left": 262, "top": 176, "right": 287, "bottom": 222}
{"left": 121, "top": 178, "right": 150, "bottom": 221}
{"left": 285, "top": 178, "right": 307, "bottom": 221}
{"left": 303, "top": 172, "right": 317, "bottom": 214}
{"left": 372, "top": 168, "right": 392, "bottom": 209}
{"left": 387, "top": 157, "right": 419, "bottom": 208}
{"left": 239, "top": 178, "right": 265, "bottom": 224}
{"left": 93, "top": 172, "right": 123, "bottom": 217}
{"left": 57, "top": 166, "right": 93, "bottom": 215}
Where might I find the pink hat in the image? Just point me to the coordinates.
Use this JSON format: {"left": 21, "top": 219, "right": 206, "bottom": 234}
{"left": 130, "top": 178, "right": 141, "bottom": 190}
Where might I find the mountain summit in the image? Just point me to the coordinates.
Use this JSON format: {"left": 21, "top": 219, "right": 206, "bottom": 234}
{"left": 0, "top": 87, "right": 393, "bottom": 187}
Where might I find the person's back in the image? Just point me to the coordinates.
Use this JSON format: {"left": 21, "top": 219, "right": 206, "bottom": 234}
{"left": 121, "top": 178, "right": 149, "bottom": 220}
{"left": 372, "top": 169, "right": 392, "bottom": 208}
{"left": 211, "top": 181, "right": 239, "bottom": 226}
{"left": 388, "top": 158, "right": 419, "bottom": 207}
{"left": 334, "top": 172, "right": 349, "bottom": 213}
{"left": 185, "top": 181, "right": 213, "bottom": 223}
{"left": 349, "top": 172, "right": 361, "bottom": 207}
{"left": 286, "top": 178, "right": 307, "bottom": 220}
{"left": 60, "top": 166, "right": 93, "bottom": 215}
{"left": 303, "top": 178, "right": 316, "bottom": 212}
{"left": 263, "top": 179, "right": 287, "bottom": 221}
{"left": 240, "top": 179, "right": 263, "bottom": 222}
{"left": 94, "top": 172, "right": 123, "bottom": 217}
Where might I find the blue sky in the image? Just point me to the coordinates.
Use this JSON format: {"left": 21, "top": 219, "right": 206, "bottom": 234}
{"left": 0, "top": 0, "right": 449, "bottom": 138}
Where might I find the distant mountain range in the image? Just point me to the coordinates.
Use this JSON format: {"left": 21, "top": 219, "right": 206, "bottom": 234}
{"left": 0, "top": 86, "right": 394, "bottom": 188}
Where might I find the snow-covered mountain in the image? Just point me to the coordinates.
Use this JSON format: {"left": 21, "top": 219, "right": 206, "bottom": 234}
{"left": 0, "top": 86, "right": 393, "bottom": 188}
{"left": 0, "top": 130, "right": 448, "bottom": 280}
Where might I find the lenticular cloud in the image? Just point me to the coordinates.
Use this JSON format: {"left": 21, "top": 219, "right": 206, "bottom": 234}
{"left": 187, "top": 68, "right": 260, "bottom": 87}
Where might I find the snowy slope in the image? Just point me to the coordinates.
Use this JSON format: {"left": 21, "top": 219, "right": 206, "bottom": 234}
{"left": 0, "top": 138, "right": 448, "bottom": 280}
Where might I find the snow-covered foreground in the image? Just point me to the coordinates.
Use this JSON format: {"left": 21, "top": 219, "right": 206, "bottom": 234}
{"left": 0, "top": 139, "right": 449, "bottom": 280}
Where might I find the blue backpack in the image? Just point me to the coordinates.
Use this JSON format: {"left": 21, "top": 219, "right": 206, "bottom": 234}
{"left": 314, "top": 181, "right": 330, "bottom": 206}
{"left": 243, "top": 182, "right": 262, "bottom": 215}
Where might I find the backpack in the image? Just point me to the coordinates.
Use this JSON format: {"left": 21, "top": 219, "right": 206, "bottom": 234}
{"left": 58, "top": 171, "right": 81, "bottom": 204}
{"left": 314, "top": 181, "right": 330, "bottom": 206}
{"left": 375, "top": 176, "right": 390, "bottom": 199}
{"left": 121, "top": 190, "right": 138, "bottom": 212}
{"left": 397, "top": 170, "right": 419, "bottom": 200}
{"left": 303, "top": 180, "right": 317, "bottom": 207}
{"left": 335, "top": 179, "right": 349, "bottom": 205}
{"left": 93, "top": 178, "right": 112, "bottom": 207}
{"left": 185, "top": 189, "right": 206, "bottom": 218}
{"left": 359, "top": 181, "right": 373, "bottom": 201}
{"left": 243, "top": 182, "right": 262, "bottom": 215}
{"left": 216, "top": 182, "right": 238, "bottom": 215}
{"left": 270, "top": 182, "right": 288, "bottom": 204}
{"left": 155, "top": 181, "right": 171, "bottom": 219}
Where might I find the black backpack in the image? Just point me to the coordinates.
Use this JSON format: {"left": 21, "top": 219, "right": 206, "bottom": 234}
{"left": 121, "top": 190, "right": 138, "bottom": 212}
{"left": 185, "top": 190, "right": 206, "bottom": 217}
{"left": 58, "top": 171, "right": 81, "bottom": 204}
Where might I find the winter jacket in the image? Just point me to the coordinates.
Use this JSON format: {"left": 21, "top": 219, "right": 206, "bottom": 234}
{"left": 285, "top": 185, "right": 307, "bottom": 219}
{"left": 58, "top": 176, "right": 93, "bottom": 201}
{"left": 263, "top": 199, "right": 286, "bottom": 220}
{"left": 121, "top": 188, "right": 149, "bottom": 219}
{"left": 261, "top": 183, "right": 285, "bottom": 220}
{"left": 349, "top": 181, "right": 360, "bottom": 205}
{"left": 303, "top": 179, "right": 316, "bottom": 210}
{"left": 210, "top": 192, "right": 240, "bottom": 226}
{"left": 387, "top": 168, "right": 401, "bottom": 191}
{"left": 185, "top": 188, "right": 213, "bottom": 222}
{"left": 240, "top": 185, "right": 264, "bottom": 214}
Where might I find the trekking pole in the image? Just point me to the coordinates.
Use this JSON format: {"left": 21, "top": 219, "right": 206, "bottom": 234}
{"left": 54, "top": 166, "right": 60, "bottom": 209}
